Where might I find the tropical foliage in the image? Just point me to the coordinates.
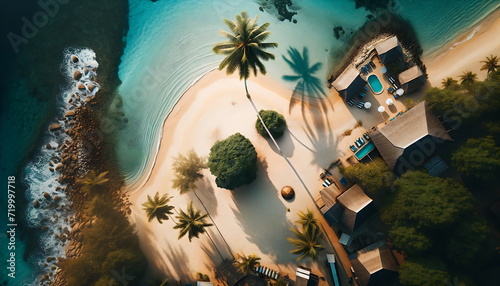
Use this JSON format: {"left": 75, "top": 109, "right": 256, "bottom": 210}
{"left": 172, "top": 149, "right": 207, "bottom": 194}
{"left": 233, "top": 253, "right": 261, "bottom": 274}
{"left": 441, "top": 77, "right": 458, "bottom": 88}
{"left": 255, "top": 110, "right": 287, "bottom": 139}
{"left": 142, "top": 192, "right": 175, "bottom": 224}
{"left": 480, "top": 55, "right": 499, "bottom": 73}
{"left": 79, "top": 170, "right": 109, "bottom": 193}
{"left": 213, "top": 11, "right": 277, "bottom": 81}
{"left": 295, "top": 209, "right": 319, "bottom": 232}
{"left": 459, "top": 71, "right": 477, "bottom": 85}
{"left": 208, "top": 133, "right": 258, "bottom": 190}
{"left": 287, "top": 226, "right": 324, "bottom": 260}
{"left": 341, "top": 158, "right": 394, "bottom": 194}
{"left": 399, "top": 259, "right": 450, "bottom": 286}
{"left": 452, "top": 136, "right": 500, "bottom": 181}
{"left": 174, "top": 202, "right": 213, "bottom": 242}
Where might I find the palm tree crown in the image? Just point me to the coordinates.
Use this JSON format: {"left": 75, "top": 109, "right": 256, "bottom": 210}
{"left": 172, "top": 149, "right": 207, "bottom": 194}
{"left": 459, "top": 71, "right": 477, "bottom": 85}
{"left": 213, "top": 11, "right": 278, "bottom": 81}
{"left": 287, "top": 227, "right": 324, "bottom": 261}
{"left": 142, "top": 192, "right": 175, "bottom": 224}
{"left": 233, "top": 253, "right": 261, "bottom": 274}
{"left": 296, "top": 209, "right": 319, "bottom": 232}
{"left": 79, "top": 170, "right": 109, "bottom": 193}
{"left": 480, "top": 55, "right": 499, "bottom": 73}
{"left": 441, "top": 77, "right": 457, "bottom": 88}
{"left": 174, "top": 202, "right": 213, "bottom": 242}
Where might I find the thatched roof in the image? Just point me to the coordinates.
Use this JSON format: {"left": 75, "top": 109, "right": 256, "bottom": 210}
{"left": 375, "top": 36, "right": 403, "bottom": 64}
{"left": 370, "top": 101, "right": 452, "bottom": 173}
{"left": 337, "top": 184, "right": 374, "bottom": 231}
{"left": 332, "top": 65, "right": 367, "bottom": 100}
{"left": 349, "top": 242, "right": 398, "bottom": 286}
{"left": 398, "top": 66, "right": 426, "bottom": 94}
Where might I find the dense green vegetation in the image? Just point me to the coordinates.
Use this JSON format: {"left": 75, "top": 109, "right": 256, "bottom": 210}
{"left": 340, "top": 158, "right": 394, "bottom": 194}
{"left": 208, "top": 133, "right": 258, "bottom": 190}
{"left": 59, "top": 171, "right": 146, "bottom": 286}
{"left": 255, "top": 110, "right": 287, "bottom": 139}
{"left": 342, "top": 63, "right": 500, "bottom": 285}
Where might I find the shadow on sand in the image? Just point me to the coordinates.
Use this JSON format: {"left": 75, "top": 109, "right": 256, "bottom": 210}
{"left": 282, "top": 47, "right": 337, "bottom": 168}
{"left": 229, "top": 159, "right": 297, "bottom": 265}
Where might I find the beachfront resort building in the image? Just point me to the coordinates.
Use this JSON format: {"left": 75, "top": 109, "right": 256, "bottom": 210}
{"left": 370, "top": 101, "right": 452, "bottom": 175}
{"left": 331, "top": 65, "right": 367, "bottom": 101}
{"left": 349, "top": 241, "right": 399, "bottom": 286}
{"left": 374, "top": 36, "right": 404, "bottom": 65}
{"left": 398, "top": 65, "right": 426, "bottom": 94}
{"left": 319, "top": 183, "right": 376, "bottom": 233}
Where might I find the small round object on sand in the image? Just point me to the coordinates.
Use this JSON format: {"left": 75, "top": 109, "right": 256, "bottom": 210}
{"left": 281, "top": 186, "right": 295, "bottom": 200}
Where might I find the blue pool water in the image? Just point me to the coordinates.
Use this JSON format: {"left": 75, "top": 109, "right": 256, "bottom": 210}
{"left": 368, "top": 75, "right": 383, "bottom": 94}
{"left": 355, "top": 141, "right": 375, "bottom": 160}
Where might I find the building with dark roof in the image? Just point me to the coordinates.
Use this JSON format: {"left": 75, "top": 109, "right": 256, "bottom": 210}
{"left": 332, "top": 65, "right": 367, "bottom": 101}
{"left": 374, "top": 36, "right": 404, "bottom": 64}
{"left": 370, "top": 101, "right": 452, "bottom": 175}
{"left": 215, "top": 259, "right": 245, "bottom": 286}
{"left": 398, "top": 65, "right": 426, "bottom": 94}
{"left": 349, "top": 241, "right": 398, "bottom": 286}
{"left": 336, "top": 185, "right": 376, "bottom": 232}
{"left": 318, "top": 184, "right": 375, "bottom": 232}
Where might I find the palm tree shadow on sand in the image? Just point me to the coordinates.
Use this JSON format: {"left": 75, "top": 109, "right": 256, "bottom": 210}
{"left": 282, "top": 47, "right": 336, "bottom": 167}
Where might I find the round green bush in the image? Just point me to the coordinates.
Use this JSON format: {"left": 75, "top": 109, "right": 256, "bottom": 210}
{"left": 255, "top": 110, "right": 287, "bottom": 139}
{"left": 208, "top": 133, "right": 258, "bottom": 190}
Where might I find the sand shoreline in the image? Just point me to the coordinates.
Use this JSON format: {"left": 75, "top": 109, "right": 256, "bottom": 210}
{"left": 126, "top": 9, "right": 500, "bottom": 284}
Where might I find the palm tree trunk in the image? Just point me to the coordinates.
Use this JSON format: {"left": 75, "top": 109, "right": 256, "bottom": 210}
{"left": 205, "top": 230, "right": 225, "bottom": 262}
{"left": 244, "top": 79, "right": 313, "bottom": 201}
{"left": 193, "top": 190, "right": 235, "bottom": 260}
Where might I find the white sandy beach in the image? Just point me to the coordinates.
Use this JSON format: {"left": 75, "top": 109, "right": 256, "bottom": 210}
{"left": 127, "top": 10, "right": 500, "bottom": 285}
{"left": 425, "top": 9, "right": 500, "bottom": 87}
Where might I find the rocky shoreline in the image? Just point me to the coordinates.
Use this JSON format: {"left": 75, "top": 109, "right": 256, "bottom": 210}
{"left": 28, "top": 52, "right": 132, "bottom": 285}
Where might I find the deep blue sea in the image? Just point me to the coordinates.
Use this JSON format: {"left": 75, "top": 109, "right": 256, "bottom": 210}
{"left": 0, "top": 0, "right": 498, "bottom": 285}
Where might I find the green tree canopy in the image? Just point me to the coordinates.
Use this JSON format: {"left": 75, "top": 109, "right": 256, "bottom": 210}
{"left": 459, "top": 71, "right": 477, "bottom": 85}
{"left": 255, "top": 110, "right": 287, "bottom": 139}
{"left": 441, "top": 77, "right": 458, "bottom": 89}
{"left": 389, "top": 226, "right": 431, "bottom": 254}
{"left": 425, "top": 87, "right": 465, "bottom": 116}
{"left": 381, "top": 171, "right": 473, "bottom": 229}
{"left": 341, "top": 158, "right": 395, "bottom": 194}
{"left": 174, "top": 202, "right": 213, "bottom": 242}
{"left": 287, "top": 227, "right": 324, "bottom": 261}
{"left": 452, "top": 136, "right": 500, "bottom": 181}
{"left": 142, "top": 192, "right": 175, "bottom": 224}
{"left": 233, "top": 253, "right": 261, "bottom": 274}
{"left": 399, "top": 259, "right": 450, "bottom": 286}
{"left": 208, "top": 133, "right": 258, "bottom": 190}
{"left": 213, "top": 11, "right": 277, "bottom": 80}
{"left": 445, "top": 216, "right": 490, "bottom": 267}
{"left": 172, "top": 149, "right": 207, "bottom": 194}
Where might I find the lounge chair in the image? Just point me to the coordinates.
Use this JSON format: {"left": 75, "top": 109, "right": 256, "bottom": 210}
{"left": 369, "top": 61, "right": 376, "bottom": 68}
{"left": 363, "top": 133, "right": 370, "bottom": 140}
{"left": 359, "top": 137, "right": 365, "bottom": 144}
{"left": 359, "top": 92, "right": 366, "bottom": 98}
{"left": 350, "top": 145, "right": 357, "bottom": 152}
{"left": 347, "top": 99, "right": 355, "bottom": 106}
{"left": 355, "top": 140, "right": 362, "bottom": 147}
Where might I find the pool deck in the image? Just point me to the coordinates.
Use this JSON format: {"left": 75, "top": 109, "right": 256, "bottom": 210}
{"left": 334, "top": 53, "right": 427, "bottom": 168}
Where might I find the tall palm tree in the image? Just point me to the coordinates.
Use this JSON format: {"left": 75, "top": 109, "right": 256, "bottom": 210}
{"left": 480, "top": 55, "right": 499, "bottom": 74}
{"left": 79, "top": 170, "right": 109, "bottom": 193}
{"left": 441, "top": 77, "right": 457, "bottom": 88}
{"left": 296, "top": 209, "right": 319, "bottom": 232}
{"left": 174, "top": 202, "right": 224, "bottom": 260}
{"left": 172, "top": 150, "right": 234, "bottom": 259}
{"left": 287, "top": 227, "right": 324, "bottom": 261}
{"left": 459, "top": 71, "right": 477, "bottom": 85}
{"left": 142, "top": 192, "right": 175, "bottom": 224}
{"left": 213, "top": 11, "right": 313, "bottom": 200}
{"left": 233, "top": 253, "right": 261, "bottom": 274}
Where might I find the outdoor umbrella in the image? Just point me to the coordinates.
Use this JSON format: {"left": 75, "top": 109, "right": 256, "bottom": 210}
{"left": 380, "top": 67, "right": 387, "bottom": 73}
{"left": 396, "top": 88, "right": 404, "bottom": 96}
{"left": 378, "top": 106, "right": 385, "bottom": 120}
{"left": 385, "top": 98, "right": 394, "bottom": 105}
{"left": 364, "top": 102, "right": 372, "bottom": 109}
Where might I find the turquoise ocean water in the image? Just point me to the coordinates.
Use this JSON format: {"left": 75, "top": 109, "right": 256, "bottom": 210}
{"left": 115, "top": 0, "right": 500, "bottom": 188}
{"left": 0, "top": 0, "right": 498, "bottom": 284}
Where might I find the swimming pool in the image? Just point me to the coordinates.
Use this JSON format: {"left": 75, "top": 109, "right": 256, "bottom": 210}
{"left": 368, "top": 74, "right": 383, "bottom": 94}
{"left": 355, "top": 141, "right": 375, "bottom": 160}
